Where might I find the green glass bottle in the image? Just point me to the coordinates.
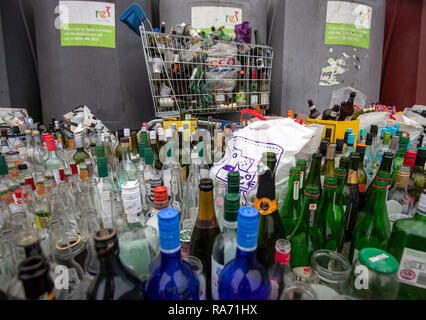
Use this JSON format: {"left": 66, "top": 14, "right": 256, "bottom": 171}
{"left": 317, "top": 176, "right": 345, "bottom": 251}
{"left": 387, "top": 190, "right": 426, "bottom": 299}
{"left": 289, "top": 184, "right": 322, "bottom": 281}
{"left": 72, "top": 133, "right": 90, "bottom": 165}
{"left": 391, "top": 136, "right": 410, "bottom": 184}
{"left": 349, "top": 171, "right": 391, "bottom": 263}
{"left": 356, "top": 144, "right": 368, "bottom": 195}
{"left": 305, "top": 153, "right": 323, "bottom": 194}
{"left": 334, "top": 168, "right": 351, "bottom": 231}
{"left": 253, "top": 152, "right": 286, "bottom": 270}
{"left": 409, "top": 147, "right": 426, "bottom": 203}
{"left": 279, "top": 167, "right": 302, "bottom": 238}
{"left": 343, "top": 153, "right": 360, "bottom": 243}
{"left": 296, "top": 159, "right": 307, "bottom": 195}
{"left": 365, "top": 152, "right": 394, "bottom": 202}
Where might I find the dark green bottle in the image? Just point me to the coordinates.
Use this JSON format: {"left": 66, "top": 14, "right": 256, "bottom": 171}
{"left": 296, "top": 159, "right": 307, "bottom": 195}
{"left": 289, "top": 184, "right": 322, "bottom": 281}
{"left": 279, "top": 167, "right": 302, "bottom": 238}
{"left": 305, "top": 153, "right": 323, "bottom": 194}
{"left": 344, "top": 152, "right": 360, "bottom": 243}
{"left": 364, "top": 152, "right": 394, "bottom": 204}
{"left": 349, "top": 171, "right": 391, "bottom": 263}
{"left": 254, "top": 152, "right": 286, "bottom": 270}
{"left": 335, "top": 168, "right": 351, "bottom": 220}
{"left": 317, "top": 176, "right": 345, "bottom": 251}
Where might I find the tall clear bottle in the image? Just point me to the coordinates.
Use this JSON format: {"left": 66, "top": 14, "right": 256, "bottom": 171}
{"left": 44, "top": 135, "right": 65, "bottom": 186}
{"left": 211, "top": 193, "right": 239, "bottom": 300}
{"left": 116, "top": 137, "right": 139, "bottom": 190}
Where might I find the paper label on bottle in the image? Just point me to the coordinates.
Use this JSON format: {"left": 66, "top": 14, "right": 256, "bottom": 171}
{"left": 292, "top": 267, "right": 311, "bottom": 282}
{"left": 35, "top": 210, "right": 50, "bottom": 229}
{"left": 211, "top": 257, "right": 224, "bottom": 300}
{"left": 397, "top": 248, "right": 426, "bottom": 290}
{"left": 52, "top": 169, "right": 61, "bottom": 186}
{"left": 300, "top": 172, "right": 304, "bottom": 189}
{"left": 100, "top": 191, "right": 113, "bottom": 228}
{"left": 162, "top": 169, "right": 172, "bottom": 191}
{"left": 293, "top": 181, "right": 300, "bottom": 200}
{"left": 122, "top": 192, "right": 142, "bottom": 218}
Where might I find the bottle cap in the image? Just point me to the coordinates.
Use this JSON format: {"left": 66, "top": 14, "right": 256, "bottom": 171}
{"left": 227, "top": 171, "right": 240, "bottom": 189}
{"left": 18, "top": 164, "right": 28, "bottom": 170}
{"left": 237, "top": 207, "right": 259, "bottom": 251}
{"left": 304, "top": 184, "right": 320, "bottom": 197}
{"left": 339, "top": 156, "right": 350, "bottom": 170}
{"left": 391, "top": 127, "right": 397, "bottom": 136}
{"left": 15, "top": 188, "right": 21, "bottom": 199}
{"left": 347, "top": 134, "right": 355, "bottom": 145}
{"left": 97, "top": 157, "right": 108, "bottom": 178}
{"left": 296, "top": 159, "right": 307, "bottom": 168}
{"left": 224, "top": 193, "right": 240, "bottom": 223}
{"left": 394, "top": 124, "right": 401, "bottom": 131}
{"left": 199, "top": 178, "right": 214, "bottom": 191}
{"left": 120, "top": 137, "right": 129, "bottom": 143}
{"left": 69, "top": 162, "right": 78, "bottom": 175}
{"left": 360, "top": 129, "right": 366, "bottom": 136}
{"left": 25, "top": 130, "right": 31, "bottom": 134}
{"left": 319, "top": 141, "right": 328, "bottom": 156}
{"left": 399, "top": 136, "right": 410, "bottom": 145}
{"left": 144, "top": 147, "right": 154, "bottom": 165}
{"left": 158, "top": 208, "right": 180, "bottom": 252}
{"left": 358, "top": 248, "right": 399, "bottom": 274}
{"left": 356, "top": 144, "right": 366, "bottom": 158}
{"left": 308, "top": 99, "right": 313, "bottom": 106}
{"left": 335, "top": 139, "right": 345, "bottom": 152}
{"left": 289, "top": 167, "right": 301, "bottom": 175}
{"left": 123, "top": 128, "right": 130, "bottom": 137}
{"left": 346, "top": 128, "right": 353, "bottom": 133}
{"left": 96, "top": 145, "right": 105, "bottom": 158}
{"left": 370, "top": 125, "right": 378, "bottom": 136}
{"left": 380, "top": 128, "right": 388, "bottom": 138}
{"left": 403, "top": 150, "right": 417, "bottom": 167}
{"left": 154, "top": 186, "right": 168, "bottom": 203}
{"left": 365, "top": 133, "right": 373, "bottom": 146}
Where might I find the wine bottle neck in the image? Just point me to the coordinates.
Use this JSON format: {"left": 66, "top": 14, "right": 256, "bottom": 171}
{"left": 197, "top": 190, "right": 216, "bottom": 220}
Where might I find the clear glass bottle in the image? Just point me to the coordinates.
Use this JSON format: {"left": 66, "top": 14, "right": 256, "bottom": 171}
{"left": 96, "top": 157, "right": 117, "bottom": 229}
{"left": 117, "top": 137, "right": 139, "bottom": 190}
{"left": 211, "top": 193, "right": 239, "bottom": 300}
{"left": 44, "top": 135, "right": 65, "bottom": 185}
{"left": 32, "top": 131, "right": 48, "bottom": 172}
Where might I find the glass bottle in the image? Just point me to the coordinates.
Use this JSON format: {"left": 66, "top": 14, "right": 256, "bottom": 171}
{"left": 391, "top": 136, "right": 410, "bottom": 184}
{"left": 32, "top": 131, "right": 48, "bottom": 172}
{"left": 18, "top": 255, "right": 55, "bottom": 300}
{"left": 142, "top": 147, "right": 161, "bottom": 192}
{"left": 409, "top": 147, "right": 426, "bottom": 203}
{"left": 289, "top": 184, "right": 322, "bottom": 281}
{"left": 218, "top": 207, "right": 271, "bottom": 300}
{"left": 117, "top": 137, "right": 139, "bottom": 190}
{"left": 23, "top": 130, "right": 35, "bottom": 169}
{"left": 145, "top": 186, "right": 169, "bottom": 232}
{"left": 145, "top": 208, "right": 200, "bottom": 300}
{"left": 387, "top": 190, "right": 426, "bottom": 299}
{"left": 0, "top": 129, "right": 13, "bottom": 154}
{"left": 296, "top": 159, "right": 307, "bottom": 195}
{"left": 335, "top": 168, "right": 351, "bottom": 218}
{"left": 279, "top": 167, "right": 302, "bottom": 238}
{"left": 308, "top": 100, "right": 321, "bottom": 119}
{"left": 318, "top": 177, "right": 345, "bottom": 251}
{"left": 334, "top": 139, "right": 345, "bottom": 167}
{"left": 161, "top": 141, "right": 180, "bottom": 196}
{"left": 365, "top": 152, "right": 394, "bottom": 201}
{"left": 343, "top": 153, "right": 360, "bottom": 244}
{"left": 364, "top": 133, "right": 376, "bottom": 186}
{"left": 349, "top": 172, "right": 391, "bottom": 263}
{"left": 376, "top": 132, "right": 391, "bottom": 167}
{"left": 72, "top": 133, "right": 90, "bottom": 165}
{"left": 211, "top": 193, "right": 239, "bottom": 300}
{"left": 44, "top": 135, "right": 65, "bottom": 186}
{"left": 214, "top": 179, "right": 226, "bottom": 232}
{"left": 305, "top": 153, "right": 323, "bottom": 194}
{"left": 86, "top": 229, "right": 145, "bottom": 300}
{"left": 268, "top": 239, "right": 296, "bottom": 300}
{"left": 189, "top": 178, "right": 220, "bottom": 300}
{"left": 321, "top": 144, "right": 336, "bottom": 178}
{"left": 342, "top": 134, "right": 355, "bottom": 158}
{"left": 96, "top": 157, "right": 116, "bottom": 229}
{"left": 254, "top": 152, "right": 286, "bottom": 270}
{"left": 356, "top": 144, "right": 368, "bottom": 195}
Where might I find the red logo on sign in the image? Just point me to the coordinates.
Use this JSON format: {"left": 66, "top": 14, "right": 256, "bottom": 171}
{"left": 400, "top": 269, "right": 416, "bottom": 280}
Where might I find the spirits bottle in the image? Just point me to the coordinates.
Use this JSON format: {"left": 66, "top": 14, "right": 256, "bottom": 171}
{"left": 279, "top": 167, "right": 302, "bottom": 238}
{"left": 189, "top": 178, "right": 220, "bottom": 299}
{"left": 268, "top": 239, "right": 296, "bottom": 300}
{"left": 86, "top": 229, "right": 145, "bottom": 300}
{"left": 72, "top": 134, "right": 90, "bottom": 165}
{"left": 0, "top": 129, "right": 13, "bottom": 154}
{"left": 117, "top": 137, "right": 139, "bottom": 190}
{"left": 32, "top": 131, "right": 48, "bottom": 171}
{"left": 305, "top": 153, "right": 322, "bottom": 194}
{"left": 44, "top": 135, "right": 65, "bottom": 186}
{"left": 96, "top": 157, "right": 116, "bottom": 229}
{"left": 142, "top": 147, "right": 161, "bottom": 192}
{"left": 387, "top": 190, "right": 426, "bottom": 299}
{"left": 342, "top": 91, "right": 356, "bottom": 118}
{"left": 146, "top": 208, "right": 200, "bottom": 300}
{"left": 349, "top": 172, "right": 391, "bottom": 263}
{"left": 317, "top": 177, "right": 345, "bottom": 251}
{"left": 344, "top": 153, "right": 360, "bottom": 243}
{"left": 145, "top": 186, "right": 169, "bottom": 232}
{"left": 289, "top": 185, "right": 322, "bottom": 282}
{"left": 218, "top": 207, "right": 271, "bottom": 300}
{"left": 254, "top": 152, "right": 286, "bottom": 270}
{"left": 211, "top": 193, "right": 239, "bottom": 300}
{"left": 23, "top": 130, "right": 35, "bottom": 169}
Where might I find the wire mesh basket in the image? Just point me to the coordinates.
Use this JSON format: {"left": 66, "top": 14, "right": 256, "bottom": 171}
{"left": 139, "top": 26, "right": 274, "bottom": 118}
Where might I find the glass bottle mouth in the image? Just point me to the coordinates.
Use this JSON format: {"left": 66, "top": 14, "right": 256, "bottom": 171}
{"left": 275, "top": 239, "right": 291, "bottom": 254}
{"left": 182, "top": 255, "right": 203, "bottom": 275}
{"left": 310, "top": 250, "right": 351, "bottom": 283}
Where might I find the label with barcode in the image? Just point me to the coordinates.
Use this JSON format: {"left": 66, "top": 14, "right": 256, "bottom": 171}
{"left": 398, "top": 247, "right": 426, "bottom": 289}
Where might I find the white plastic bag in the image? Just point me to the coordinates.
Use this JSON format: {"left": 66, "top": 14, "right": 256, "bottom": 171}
{"left": 210, "top": 118, "right": 317, "bottom": 207}
{"left": 205, "top": 43, "right": 241, "bottom": 91}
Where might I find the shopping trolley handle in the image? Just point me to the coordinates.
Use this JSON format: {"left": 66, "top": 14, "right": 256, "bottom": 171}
{"left": 120, "top": 3, "right": 148, "bottom": 36}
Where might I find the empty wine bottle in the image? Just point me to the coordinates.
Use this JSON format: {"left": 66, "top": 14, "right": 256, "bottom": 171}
{"left": 279, "top": 167, "right": 302, "bottom": 238}
{"left": 343, "top": 153, "right": 360, "bottom": 244}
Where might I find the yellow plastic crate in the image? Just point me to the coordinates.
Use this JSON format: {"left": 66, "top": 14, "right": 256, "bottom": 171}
{"left": 307, "top": 118, "right": 360, "bottom": 145}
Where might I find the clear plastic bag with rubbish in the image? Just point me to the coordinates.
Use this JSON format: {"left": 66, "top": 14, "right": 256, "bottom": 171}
{"left": 329, "top": 87, "right": 366, "bottom": 109}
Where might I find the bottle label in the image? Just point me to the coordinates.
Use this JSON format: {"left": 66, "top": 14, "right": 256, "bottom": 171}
{"left": 397, "top": 248, "right": 426, "bottom": 289}
{"left": 253, "top": 198, "right": 278, "bottom": 215}
{"left": 35, "top": 210, "right": 49, "bottom": 229}
{"left": 299, "top": 172, "right": 304, "bottom": 189}
{"left": 359, "top": 184, "right": 366, "bottom": 193}
{"left": 211, "top": 257, "right": 223, "bottom": 300}
{"left": 79, "top": 168, "right": 89, "bottom": 181}
{"left": 250, "top": 95, "right": 258, "bottom": 106}
{"left": 67, "top": 139, "right": 74, "bottom": 149}
{"left": 292, "top": 266, "right": 311, "bottom": 282}
{"left": 309, "top": 204, "right": 317, "bottom": 227}
{"left": 293, "top": 181, "right": 299, "bottom": 200}
{"left": 261, "top": 92, "right": 269, "bottom": 105}
{"left": 122, "top": 189, "right": 142, "bottom": 221}
{"left": 52, "top": 169, "right": 61, "bottom": 186}
{"left": 100, "top": 191, "right": 113, "bottom": 228}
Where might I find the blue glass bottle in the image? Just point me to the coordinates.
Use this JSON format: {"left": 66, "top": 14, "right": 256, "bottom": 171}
{"left": 145, "top": 208, "right": 200, "bottom": 300}
{"left": 218, "top": 207, "right": 271, "bottom": 300}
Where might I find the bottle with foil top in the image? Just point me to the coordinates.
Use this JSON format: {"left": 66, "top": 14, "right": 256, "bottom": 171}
{"left": 321, "top": 144, "right": 336, "bottom": 178}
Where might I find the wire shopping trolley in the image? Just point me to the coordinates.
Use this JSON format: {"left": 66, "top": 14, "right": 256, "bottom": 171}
{"left": 121, "top": 4, "right": 274, "bottom": 119}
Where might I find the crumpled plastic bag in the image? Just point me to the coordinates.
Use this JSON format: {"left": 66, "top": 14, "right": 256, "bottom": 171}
{"left": 329, "top": 86, "right": 367, "bottom": 109}
{"left": 234, "top": 22, "right": 251, "bottom": 43}
{"left": 205, "top": 43, "right": 241, "bottom": 92}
